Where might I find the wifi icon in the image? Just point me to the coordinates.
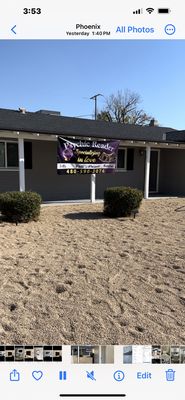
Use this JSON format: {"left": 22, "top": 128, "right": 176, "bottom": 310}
{"left": 146, "top": 7, "right": 155, "bottom": 14}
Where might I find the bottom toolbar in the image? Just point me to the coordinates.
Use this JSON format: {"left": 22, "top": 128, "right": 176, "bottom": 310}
{"left": 0, "top": 347, "right": 184, "bottom": 399}
{"left": 0, "top": 363, "right": 184, "bottom": 400}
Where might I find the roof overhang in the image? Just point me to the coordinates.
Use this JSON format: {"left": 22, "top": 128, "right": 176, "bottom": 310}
{"left": 1, "top": 130, "right": 185, "bottom": 148}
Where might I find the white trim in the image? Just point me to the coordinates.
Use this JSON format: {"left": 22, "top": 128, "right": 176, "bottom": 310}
{"left": 90, "top": 173, "right": 96, "bottom": 203}
{"left": 0, "top": 168, "right": 19, "bottom": 172}
{"left": 1, "top": 131, "right": 58, "bottom": 142}
{"left": 1, "top": 131, "right": 185, "bottom": 149}
{"left": 144, "top": 146, "right": 151, "bottom": 199}
{"left": 18, "top": 137, "right": 25, "bottom": 192}
{"left": 115, "top": 169, "right": 128, "bottom": 173}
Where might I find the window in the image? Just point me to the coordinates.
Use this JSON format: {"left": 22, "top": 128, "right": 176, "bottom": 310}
{"left": 117, "top": 148, "right": 126, "bottom": 169}
{"left": 117, "top": 148, "right": 134, "bottom": 170}
{"left": 7, "top": 143, "right": 19, "bottom": 167}
{"left": 0, "top": 141, "right": 32, "bottom": 169}
{"left": 0, "top": 141, "right": 18, "bottom": 168}
{"left": 0, "top": 142, "right": 5, "bottom": 167}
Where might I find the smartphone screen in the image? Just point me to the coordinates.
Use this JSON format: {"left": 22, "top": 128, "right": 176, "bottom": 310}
{"left": 0, "top": 1, "right": 184, "bottom": 398}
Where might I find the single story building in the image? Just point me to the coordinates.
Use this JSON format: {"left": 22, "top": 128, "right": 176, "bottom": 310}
{"left": 0, "top": 107, "right": 185, "bottom": 202}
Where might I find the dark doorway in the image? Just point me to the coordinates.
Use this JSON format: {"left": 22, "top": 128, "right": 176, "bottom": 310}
{"left": 149, "top": 150, "right": 160, "bottom": 192}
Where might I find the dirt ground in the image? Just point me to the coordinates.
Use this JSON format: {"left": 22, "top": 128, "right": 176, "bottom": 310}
{"left": 0, "top": 198, "right": 185, "bottom": 345}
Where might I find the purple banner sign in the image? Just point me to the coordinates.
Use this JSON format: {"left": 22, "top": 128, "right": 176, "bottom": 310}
{"left": 57, "top": 137, "right": 120, "bottom": 175}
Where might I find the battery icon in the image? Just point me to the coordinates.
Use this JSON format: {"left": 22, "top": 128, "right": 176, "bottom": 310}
{"left": 158, "top": 8, "right": 171, "bottom": 13}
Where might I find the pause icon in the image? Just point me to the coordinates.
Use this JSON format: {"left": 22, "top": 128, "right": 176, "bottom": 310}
{"left": 133, "top": 8, "right": 143, "bottom": 14}
{"left": 59, "top": 371, "right": 67, "bottom": 380}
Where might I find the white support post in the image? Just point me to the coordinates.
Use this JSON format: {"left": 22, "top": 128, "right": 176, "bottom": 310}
{"left": 90, "top": 173, "right": 96, "bottom": 203}
{"left": 18, "top": 137, "right": 25, "bottom": 192}
{"left": 144, "top": 146, "right": 151, "bottom": 199}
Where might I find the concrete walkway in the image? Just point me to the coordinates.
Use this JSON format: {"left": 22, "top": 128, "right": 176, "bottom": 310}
{"left": 41, "top": 196, "right": 180, "bottom": 207}
{"left": 42, "top": 199, "right": 104, "bottom": 207}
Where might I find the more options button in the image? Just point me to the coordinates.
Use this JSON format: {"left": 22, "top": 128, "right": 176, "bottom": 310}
{"left": 164, "top": 24, "right": 176, "bottom": 35}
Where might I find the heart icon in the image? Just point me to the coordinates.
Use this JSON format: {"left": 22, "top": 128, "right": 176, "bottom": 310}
{"left": 32, "top": 370, "right": 43, "bottom": 381}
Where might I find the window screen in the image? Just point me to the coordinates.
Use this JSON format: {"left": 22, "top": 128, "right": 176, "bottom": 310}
{"left": 0, "top": 142, "right": 5, "bottom": 167}
{"left": 117, "top": 149, "right": 125, "bottom": 168}
{"left": 7, "top": 142, "right": 19, "bottom": 167}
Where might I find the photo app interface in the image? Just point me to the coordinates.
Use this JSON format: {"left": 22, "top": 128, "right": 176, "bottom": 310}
{"left": 0, "top": 1, "right": 185, "bottom": 398}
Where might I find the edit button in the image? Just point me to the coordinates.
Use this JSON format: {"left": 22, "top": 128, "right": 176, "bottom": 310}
{"left": 137, "top": 372, "right": 152, "bottom": 380}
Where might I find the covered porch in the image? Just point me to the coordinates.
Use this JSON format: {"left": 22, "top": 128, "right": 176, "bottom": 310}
{"left": 1, "top": 130, "right": 185, "bottom": 202}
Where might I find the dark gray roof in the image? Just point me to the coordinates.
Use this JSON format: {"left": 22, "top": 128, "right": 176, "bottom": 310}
{"left": 166, "top": 130, "right": 185, "bottom": 143}
{"left": 0, "top": 107, "right": 177, "bottom": 142}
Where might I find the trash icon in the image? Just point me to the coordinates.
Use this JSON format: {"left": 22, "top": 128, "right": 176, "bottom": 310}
{"left": 165, "top": 369, "right": 175, "bottom": 381}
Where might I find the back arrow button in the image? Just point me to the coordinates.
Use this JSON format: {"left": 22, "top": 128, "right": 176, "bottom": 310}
{"left": 11, "top": 25, "right": 17, "bottom": 34}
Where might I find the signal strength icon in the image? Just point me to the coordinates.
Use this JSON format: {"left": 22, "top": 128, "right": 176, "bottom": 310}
{"left": 146, "top": 7, "right": 155, "bottom": 14}
{"left": 133, "top": 8, "right": 143, "bottom": 14}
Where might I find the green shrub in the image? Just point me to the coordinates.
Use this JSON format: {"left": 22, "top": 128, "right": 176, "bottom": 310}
{"left": 104, "top": 186, "right": 143, "bottom": 218}
{"left": 0, "top": 191, "right": 42, "bottom": 223}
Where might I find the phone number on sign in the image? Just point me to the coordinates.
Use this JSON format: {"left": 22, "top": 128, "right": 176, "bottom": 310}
{"left": 65, "top": 169, "right": 105, "bottom": 174}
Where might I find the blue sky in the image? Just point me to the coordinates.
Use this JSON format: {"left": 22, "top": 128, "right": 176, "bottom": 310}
{"left": 0, "top": 40, "right": 184, "bottom": 129}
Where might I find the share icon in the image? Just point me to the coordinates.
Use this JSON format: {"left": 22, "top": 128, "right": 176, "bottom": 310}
{"left": 86, "top": 371, "right": 96, "bottom": 381}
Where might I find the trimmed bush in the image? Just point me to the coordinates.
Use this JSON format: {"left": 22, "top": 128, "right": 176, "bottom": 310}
{"left": 104, "top": 186, "right": 143, "bottom": 218}
{"left": 0, "top": 191, "right": 42, "bottom": 223}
